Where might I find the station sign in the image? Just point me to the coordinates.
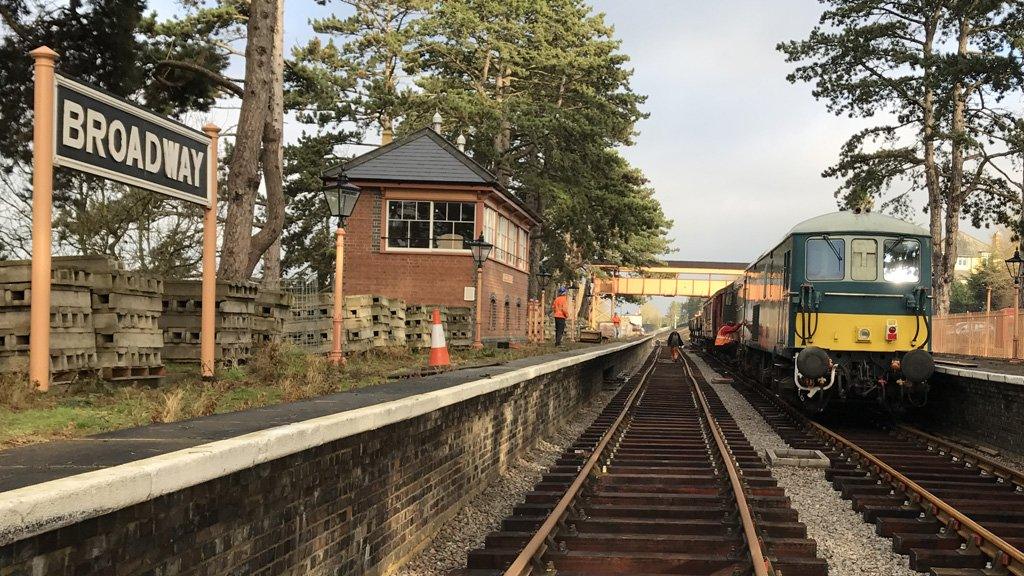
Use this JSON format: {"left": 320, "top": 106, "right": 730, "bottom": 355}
{"left": 53, "top": 74, "right": 212, "bottom": 207}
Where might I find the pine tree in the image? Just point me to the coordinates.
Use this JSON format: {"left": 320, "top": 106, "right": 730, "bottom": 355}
{"left": 282, "top": 0, "right": 425, "bottom": 284}
{"left": 779, "top": 0, "right": 1024, "bottom": 313}
{"left": 407, "top": 0, "right": 670, "bottom": 289}
{"left": 0, "top": 0, "right": 218, "bottom": 265}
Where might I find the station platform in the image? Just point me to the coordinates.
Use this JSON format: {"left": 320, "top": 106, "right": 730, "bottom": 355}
{"left": 934, "top": 354, "right": 1024, "bottom": 386}
{"left": 0, "top": 339, "right": 645, "bottom": 494}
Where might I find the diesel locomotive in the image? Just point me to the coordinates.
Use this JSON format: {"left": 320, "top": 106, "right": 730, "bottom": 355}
{"left": 691, "top": 210, "right": 934, "bottom": 412}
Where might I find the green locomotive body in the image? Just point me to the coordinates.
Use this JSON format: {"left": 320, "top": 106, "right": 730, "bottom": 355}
{"left": 701, "top": 211, "right": 934, "bottom": 411}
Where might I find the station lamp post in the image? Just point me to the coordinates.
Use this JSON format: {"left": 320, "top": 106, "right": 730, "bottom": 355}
{"left": 323, "top": 173, "right": 361, "bottom": 366}
{"left": 467, "top": 234, "right": 493, "bottom": 349}
{"left": 568, "top": 280, "right": 579, "bottom": 341}
{"left": 1006, "top": 249, "right": 1024, "bottom": 361}
{"left": 536, "top": 270, "right": 552, "bottom": 342}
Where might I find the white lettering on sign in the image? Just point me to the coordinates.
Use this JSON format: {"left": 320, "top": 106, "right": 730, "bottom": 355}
{"left": 502, "top": 273, "right": 514, "bottom": 284}
{"left": 61, "top": 105, "right": 204, "bottom": 190}
{"left": 108, "top": 120, "right": 127, "bottom": 162}
{"left": 62, "top": 100, "right": 85, "bottom": 149}
{"left": 85, "top": 108, "right": 106, "bottom": 157}
{"left": 145, "top": 132, "right": 161, "bottom": 174}
{"left": 162, "top": 139, "right": 180, "bottom": 180}
{"left": 126, "top": 126, "right": 143, "bottom": 169}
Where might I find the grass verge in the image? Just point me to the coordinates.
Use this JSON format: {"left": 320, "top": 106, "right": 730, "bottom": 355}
{"left": 0, "top": 341, "right": 587, "bottom": 449}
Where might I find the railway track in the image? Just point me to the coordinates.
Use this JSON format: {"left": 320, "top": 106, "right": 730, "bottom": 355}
{"left": 698, "top": 350, "right": 1024, "bottom": 576}
{"left": 462, "top": 347, "right": 828, "bottom": 575}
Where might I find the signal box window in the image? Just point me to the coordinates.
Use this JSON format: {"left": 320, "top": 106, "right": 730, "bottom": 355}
{"left": 387, "top": 200, "right": 475, "bottom": 249}
{"left": 884, "top": 238, "right": 921, "bottom": 283}
{"left": 851, "top": 239, "right": 878, "bottom": 281}
{"left": 806, "top": 237, "right": 845, "bottom": 280}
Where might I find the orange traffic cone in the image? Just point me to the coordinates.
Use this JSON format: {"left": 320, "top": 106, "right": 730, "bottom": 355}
{"left": 428, "top": 307, "right": 451, "bottom": 368}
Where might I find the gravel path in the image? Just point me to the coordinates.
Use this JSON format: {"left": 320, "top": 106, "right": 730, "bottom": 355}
{"left": 686, "top": 352, "right": 918, "bottom": 576}
{"left": 396, "top": 388, "right": 617, "bottom": 576}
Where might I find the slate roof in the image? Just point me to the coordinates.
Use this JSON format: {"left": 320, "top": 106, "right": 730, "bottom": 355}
{"left": 325, "top": 127, "right": 541, "bottom": 224}
{"left": 956, "top": 231, "right": 991, "bottom": 258}
{"left": 325, "top": 128, "right": 496, "bottom": 185}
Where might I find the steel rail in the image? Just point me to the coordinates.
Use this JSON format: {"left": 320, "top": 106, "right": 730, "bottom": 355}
{"left": 707, "top": 354, "right": 1024, "bottom": 576}
{"left": 501, "top": 350, "right": 659, "bottom": 576}
{"left": 805, "top": 420, "right": 1024, "bottom": 576}
{"left": 895, "top": 424, "right": 1024, "bottom": 491}
{"left": 683, "top": 358, "right": 776, "bottom": 576}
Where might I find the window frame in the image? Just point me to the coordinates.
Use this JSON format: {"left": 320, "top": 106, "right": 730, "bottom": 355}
{"left": 385, "top": 199, "right": 476, "bottom": 252}
{"left": 482, "top": 206, "right": 530, "bottom": 272}
{"left": 805, "top": 236, "right": 846, "bottom": 281}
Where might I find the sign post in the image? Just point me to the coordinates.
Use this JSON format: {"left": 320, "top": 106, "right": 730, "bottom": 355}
{"left": 201, "top": 125, "right": 220, "bottom": 379}
{"left": 28, "top": 46, "right": 218, "bottom": 389}
{"left": 29, "top": 47, "right": 58, "bottom": 391}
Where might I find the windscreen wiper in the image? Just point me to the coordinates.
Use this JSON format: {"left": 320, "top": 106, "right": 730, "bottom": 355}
{"left": 822, "top": 235, "right": 843, "bottom": 262}
{"left": 884, "top": 236, "right": 906, "bottom": 256}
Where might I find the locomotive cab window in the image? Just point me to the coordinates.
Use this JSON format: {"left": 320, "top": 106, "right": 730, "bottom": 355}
{"left": 884, "top": 238, "right": 921, "bottom": 283}
{"left": 806, "top": 237, "right": 845, "bottom": 280}
{"left": 851, "top": 239, "right": 878, "bottom": 281}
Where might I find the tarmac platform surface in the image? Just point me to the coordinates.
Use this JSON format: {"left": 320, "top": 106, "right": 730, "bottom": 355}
{"left": 935, "top": 354, "right": 1024, "bottom": 385}
{"left": 0, "top": 341, "right": 643, "bottom": 494}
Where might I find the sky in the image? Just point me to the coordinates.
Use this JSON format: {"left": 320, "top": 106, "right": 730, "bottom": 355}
{"left": 150, "top": 0, "right": 967, "bottom": 274}
{"left": 588, "top": 0, "right": 882, "bottom": 263}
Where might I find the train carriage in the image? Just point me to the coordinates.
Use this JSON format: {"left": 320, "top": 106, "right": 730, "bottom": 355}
{"left": 707, "top": 210, "right": 934, "bottom": 412}
{"left": 695, "top": 281, "right": 743, "bottom": 349}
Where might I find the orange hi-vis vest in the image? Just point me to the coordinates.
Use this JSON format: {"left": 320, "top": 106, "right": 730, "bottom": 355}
{"left": 552, "top": 295, "right": 569, "bottom": 319}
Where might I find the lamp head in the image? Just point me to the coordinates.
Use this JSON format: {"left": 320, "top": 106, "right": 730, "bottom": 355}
{"left": 467, "top": 233, "right": 493, "bottom": 268}
{"left": 323, "top": 173, "right": 361, "bottom": 228}
{"left": 1006, "top": 249, "right": 1024, "bottom": 283}
{"left": 537, "top": 269, "right": 552, "bottom": 291}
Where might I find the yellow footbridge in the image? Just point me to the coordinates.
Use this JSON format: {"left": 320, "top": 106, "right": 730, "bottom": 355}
{"left": 592, "top": 260, "right": 747, "bottom": 298}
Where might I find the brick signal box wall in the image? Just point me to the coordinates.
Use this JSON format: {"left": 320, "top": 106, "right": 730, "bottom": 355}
{"left": 1, "top": 341, "right": 652, "bottom": 576}
{"left": 341, "top": 188, "right": 531, "bottom": 343}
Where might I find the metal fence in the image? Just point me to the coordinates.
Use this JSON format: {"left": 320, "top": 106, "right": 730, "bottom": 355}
{"left": 931, "top": 309, "right": 1022, "bottom": 358}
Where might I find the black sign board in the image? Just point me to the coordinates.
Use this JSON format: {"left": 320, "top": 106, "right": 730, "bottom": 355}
{"left": 54, "top": 75, "right": 212, "bottom": 206}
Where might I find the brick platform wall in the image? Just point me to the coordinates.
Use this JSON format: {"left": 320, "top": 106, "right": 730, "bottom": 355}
{"left": 1, "top": 343, "right": 651, "bottom": 576}
{"left": 908, "top": 372, "right": 1024, "bottom": 456}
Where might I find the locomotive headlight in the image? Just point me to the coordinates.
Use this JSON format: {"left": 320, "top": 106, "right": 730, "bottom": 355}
{"left": 856, "top": 327, "right": 871, "bottom": 342}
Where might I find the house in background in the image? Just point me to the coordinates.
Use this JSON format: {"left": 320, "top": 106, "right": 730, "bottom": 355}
{"left": 954, "top": 231, "right": 993, "bottom": 279}
{"left": 325, "top": 125, "right": 541, "bottom": 342}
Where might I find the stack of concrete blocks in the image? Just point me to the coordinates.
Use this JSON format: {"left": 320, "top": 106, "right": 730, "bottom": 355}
{"left": 253, "top": 289, "right": 292, "bottom": 346}
{"left": 281, "top": 292, "right": 331, "bottom": 354}
{"left": 404, "top": 305, "right": 473, "bottom": 349}
{"left": 445, "top": 306, "right": 473, "bottom": 347}
{"left": 161, "top": 280, "right": 257, "bottom": 367}
{"left": 343, "top": 295, "right": 406, "bottom": 353}
{"left": 388, "top": 301, "right": 407, "bottom": 345}
{"left": 0, "top": 260, "right": 97, "bottom": 382}
{"left": 77, "top": 256, "right": 165, "bottom": 381}
{"left": 404, "top": 304, "right": 433, "bottom": 349}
